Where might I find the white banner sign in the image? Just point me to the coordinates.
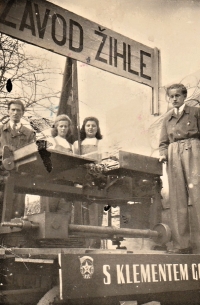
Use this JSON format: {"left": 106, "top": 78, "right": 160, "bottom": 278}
{"left": 0, "top": 0, "right": 159, "bottom": 90}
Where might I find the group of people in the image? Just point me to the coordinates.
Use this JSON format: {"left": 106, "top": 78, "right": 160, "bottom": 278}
{"left": 48, "top": 113, "right": 104, "bottom": 161}
{"left": 2, "top": 86, "right": 200, "bottom": 253}
{"left": 42, "top": 113, "right": 104, "bottom": 249}
{"left": 0, "top": 100, "right": 104, "bottom": 160}
{"left": 0, "top": 100, "right": 104, "bottom": 235}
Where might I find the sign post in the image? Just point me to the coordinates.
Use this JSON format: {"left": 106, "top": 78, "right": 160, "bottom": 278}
{"left": 0, "top": 0, "right": 159, "bottom": 114}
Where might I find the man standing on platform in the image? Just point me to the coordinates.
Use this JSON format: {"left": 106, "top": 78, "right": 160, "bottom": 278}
{"left": 0, "top": 99, "right": 35, "bottom": 217}
{"left": 0, "top": 100, "right": 35, "bottom": 153}
{"left": 159, "top": 83, "right": 200, "bottom": 254}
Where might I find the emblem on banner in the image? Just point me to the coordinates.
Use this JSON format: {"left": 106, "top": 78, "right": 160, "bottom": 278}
{"left": 79, "top": 256, "right": 94, "bottom": 279}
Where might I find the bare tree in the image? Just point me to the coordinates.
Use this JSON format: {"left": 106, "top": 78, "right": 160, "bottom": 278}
{"left": 0, "top": 34, "right": 63, "bottom": 129}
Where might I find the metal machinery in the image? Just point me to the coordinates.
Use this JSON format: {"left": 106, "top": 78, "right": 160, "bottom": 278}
{"left": 0, "top": 142, "right": 199, "bottom": 305}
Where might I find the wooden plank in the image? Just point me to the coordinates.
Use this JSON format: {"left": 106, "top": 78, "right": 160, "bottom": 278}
{"left": 11, "top": 142, "right": 95, "bottom": 176}
{"left": 7, "top": 248, "right": 88, "bottom": 255}
{"left": 119, "top": 151, "right": 162, "bottom": 176}
{"left": 13, "top": 142, "right": 38, "bottom": 160}
{"left": 13, "top": 175, "right": 107, "bottom": 199}
{"left": 142, "top": 301, "right": 161, "bottom": 305}
{"left": 15, "top": 258, "right": 54, "bottom": 263}
{"left": 119, "top": 301, "right": 137, "bottom": 305}
{"left": 0, "top": 0, "right": 158, "bottom": 88}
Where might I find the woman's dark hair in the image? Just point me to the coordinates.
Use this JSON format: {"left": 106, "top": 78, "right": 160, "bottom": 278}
{"left": 166, "top": 83, "right": 187, "bottom": 98}
{"left": 80, "top": 116, "right": 103, "bottom": 141}
{"left": 51, "top": 114, "right": 72, "bottom": 141}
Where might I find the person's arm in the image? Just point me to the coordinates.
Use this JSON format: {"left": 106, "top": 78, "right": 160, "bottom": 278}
{"left": 73, "top": 141, "right": 79, "bottom": 154}
{"left": 159, "top": 118, "right": 169, "bottom": 162}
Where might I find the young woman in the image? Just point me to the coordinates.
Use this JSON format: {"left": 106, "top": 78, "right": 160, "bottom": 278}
{"left": 73, "top": 116, "right": 104, "bottom": 161}
{"left": 74, "top": 116, "right": 105, "bottom": 248}
{"left": 49, "top": 114, "right": 73, "bottom": 153}
{"left": 40, "top": 114, "right": 73, "bottom": 219}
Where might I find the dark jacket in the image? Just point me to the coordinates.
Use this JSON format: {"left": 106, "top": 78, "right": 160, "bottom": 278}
{"left": 0, "top": 121, "right": 35, "bottom": 154}
{"left": 159, "top": 105, "right": 200, "bottom": 158}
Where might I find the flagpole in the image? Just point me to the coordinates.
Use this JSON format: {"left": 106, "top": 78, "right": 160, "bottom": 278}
{"left": 72, "top": 60, "right": 81, "bottom": 154}
{"left": 57, "top": 57, "right": 81, "bottom": 152}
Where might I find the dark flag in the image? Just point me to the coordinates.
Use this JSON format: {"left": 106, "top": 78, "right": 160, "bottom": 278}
{"left": 57, "top": 57, "right": 80, "bottom": 151}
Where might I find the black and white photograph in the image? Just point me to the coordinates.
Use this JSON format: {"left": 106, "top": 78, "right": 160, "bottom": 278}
{"left": 1, "top": 0, "right": 200, "bottom": 304}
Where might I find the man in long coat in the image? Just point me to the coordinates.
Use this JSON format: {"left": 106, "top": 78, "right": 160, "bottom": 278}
{"left": 159, "top": 83, "right": 200, "bottom": 254}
